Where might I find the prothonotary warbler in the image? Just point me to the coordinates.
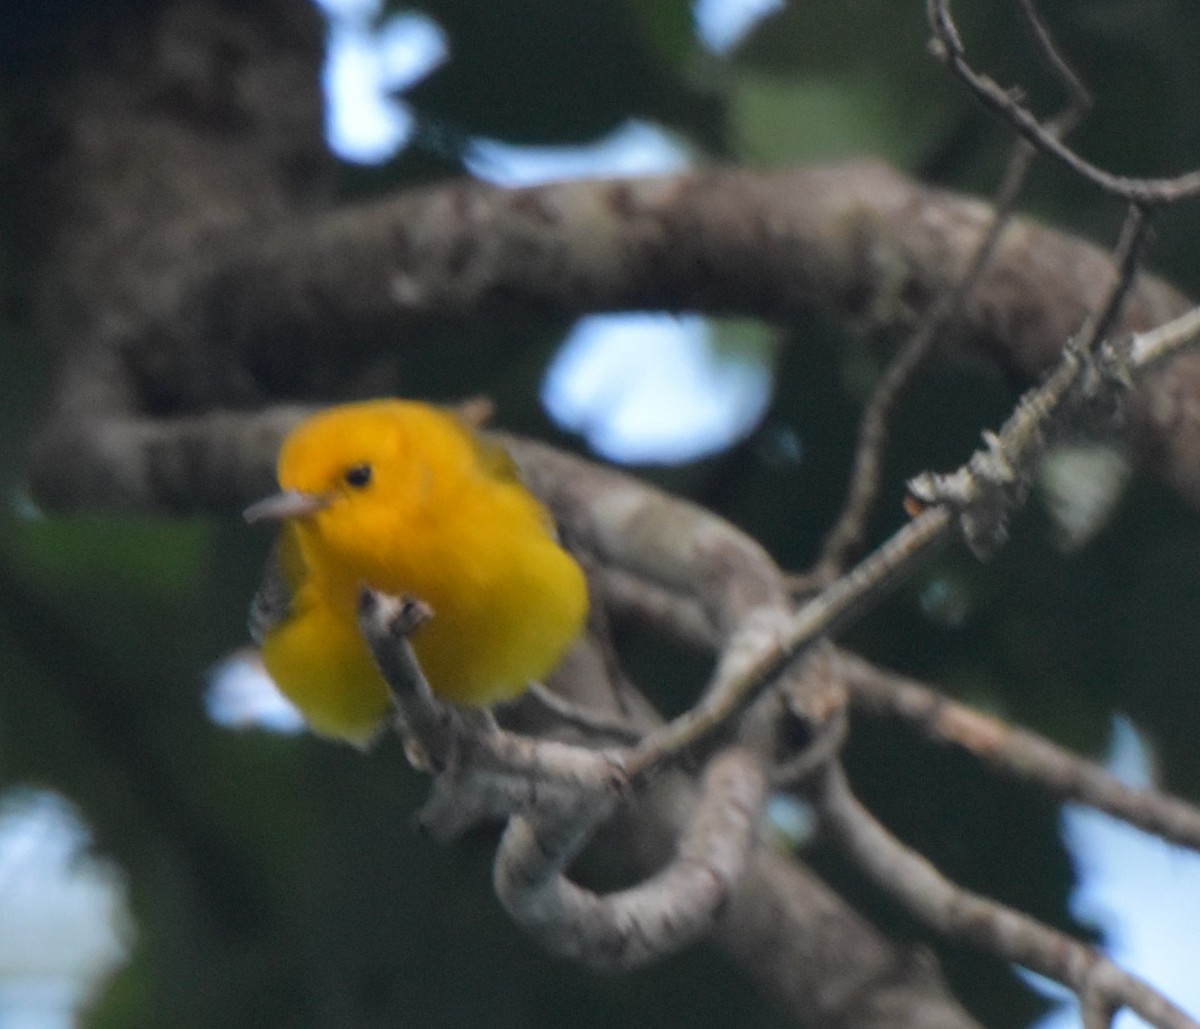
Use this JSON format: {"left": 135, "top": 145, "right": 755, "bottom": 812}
{"left": 244, "top": 399, "right": 589, "bottom": 746}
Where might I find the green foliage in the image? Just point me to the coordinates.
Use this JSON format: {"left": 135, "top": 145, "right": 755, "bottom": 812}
{"left": 619, "top": 0, "right": 697, "bottom": 69}
{"left": 404, "top": 0, "right": 713, "bottom": 143}
{"left": 732, "top": 68, "right": 960, "bottom": 165}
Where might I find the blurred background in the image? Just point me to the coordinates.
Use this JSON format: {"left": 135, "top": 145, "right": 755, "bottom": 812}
{"left": 2, "top": 0, "right": 1200, "bottom": 1025}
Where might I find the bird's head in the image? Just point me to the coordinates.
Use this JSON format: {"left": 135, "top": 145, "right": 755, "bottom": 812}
{"left": 244, "top": 400, "right": 473, "bottom": 570}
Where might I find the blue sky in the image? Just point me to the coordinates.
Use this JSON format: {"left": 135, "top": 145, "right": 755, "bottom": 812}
{"left": 1028, "top": 719, "right": 1200, "bottom": 1028}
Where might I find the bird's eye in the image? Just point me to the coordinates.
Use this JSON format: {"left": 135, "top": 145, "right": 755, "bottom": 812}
{"left": 344, "top": 463, "right": 372, "bottom": 489}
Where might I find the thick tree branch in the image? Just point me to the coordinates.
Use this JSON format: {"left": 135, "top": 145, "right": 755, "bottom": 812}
{"left": 27, "top": 161, "right": 1200, "bottom": 513}
{"left": 504, "top": 436, "right": 789, "bottom": 639}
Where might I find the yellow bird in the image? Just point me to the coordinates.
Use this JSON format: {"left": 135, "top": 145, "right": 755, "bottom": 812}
{"left": 245, "top": 399, "right": 589, "bottom": 746}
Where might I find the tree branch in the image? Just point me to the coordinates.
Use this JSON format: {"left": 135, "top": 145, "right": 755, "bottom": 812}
{"left": 28, "top": 162, "right": 1200, "bottom": 513}
{"left": 356, "top": 561, "right": 982, "bottom": 1025}
{"left": 494, "top": 746, "right": 766, "bottom": 971}
{"left": 831, "top": 650, "right": 1200, "bottom": 852}
{"left": 927, "top": 0, "right": 1200, "bottom": 204}
{"left": 814, "top": 0, "right": 1094, "bottom": 580}
{"left": 816, "top": 762, "right": 1199, "bottom": 1028}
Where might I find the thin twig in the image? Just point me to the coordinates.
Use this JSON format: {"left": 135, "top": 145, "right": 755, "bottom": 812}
{"left": 635, "top": 286, "right": 1200, "bottom": 779}
{"left": 831, "top": 650, "right": 1200, "bottom": 852}
{"left": 814, "top": 1, "right": 1093, "bottom": 580}
{"left": 1125, "top": 303, "right": 1200, "bottom": 370}
{"left": 771, "top": 704, "right": 850, "bottom": 788}
{"left": 1013, "top": 0, "right": 1092, "bottom": 117}
{"left": 813, "top": 140, "right": 1037, "bottom": 580}
{"left": 1076, "top": 204, "right": 1153, "bottom": 354}
{"left": 591, "top": 565, "right": 719, "bottom": 651}
{"left": 525, "top": 682, "right": 643, "bottom": 744}
{"left": 927, "top": 0, "right": 1200, "bottom": 204}
{"left": 626, "top": 507, "right": 955, "bottom": 779}
{"left": 817, "top": 762, "right": 1200, "bottom": 1028}
{"left": 356, "top": 589, "right": 627, "bottom": 837}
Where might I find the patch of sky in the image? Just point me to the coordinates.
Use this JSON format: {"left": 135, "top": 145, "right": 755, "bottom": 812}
{"left": 464, "top": 119, "right": 691, "bottom": 185}
{"left": 542, "top": 314, "right": 774, "bottom": 464}
{"left": 206, "top": 648, "right": 307, "bottom": 735}
{"left": 0, "top": 789, "right": 132, "bottom": 1029}
{"left": 693, "top": 0, "right": 784, "bottom": 54}
{"left": 1026, "top": 716, "right": 1200, "bottom": 1028}
{"left": 315, "top": 0, "right": 446, "bottom": 163}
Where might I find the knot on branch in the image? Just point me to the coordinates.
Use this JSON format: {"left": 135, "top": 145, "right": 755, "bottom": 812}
{"left": 355, "top": 583, "right": 778, "bottom": 969}
{"left": 905, "top": 333, "right": 1146, "bottom": 560}
{"left": 494, "top": 747, "right": 767, "bottom": 972}
{"left": 907, "top": 428, "right": 1027, "bottom": 559}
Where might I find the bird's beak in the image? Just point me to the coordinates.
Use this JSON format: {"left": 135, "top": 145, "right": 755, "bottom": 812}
{"left": 243, "top": 490, "right": 331, "bottom": 524}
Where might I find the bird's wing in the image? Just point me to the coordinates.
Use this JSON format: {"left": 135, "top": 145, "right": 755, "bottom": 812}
{"left": 468, "top": 429, "right": 524, "bottom": 485}
{"left": 248, "top": 526, "right": 306, "bottom": 645}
